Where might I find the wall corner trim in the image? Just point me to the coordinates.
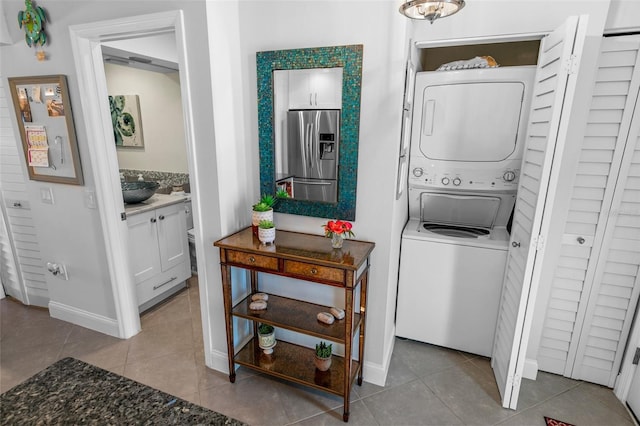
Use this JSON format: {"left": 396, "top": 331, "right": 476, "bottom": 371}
{"left": 523, "top": 358, "right": 539, "bottom": 380}
{"left": 206, "top": 348, "right": 232, "bottom": 375}
{"left": 364, "top": 329, "right": 397, "bottom": 386}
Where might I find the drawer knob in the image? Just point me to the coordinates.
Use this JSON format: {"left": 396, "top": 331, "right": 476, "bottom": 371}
{"left": 249, "top": 256, "right": 256, "bottom": 263}
{"left": 158, "top": 215, "right": 165, "bottom": 220}
{"left": 150, "top": 217, "right": 157, "bottom": 223}
{"left": 310, "top": 268, "right": 318, "bottom": 275}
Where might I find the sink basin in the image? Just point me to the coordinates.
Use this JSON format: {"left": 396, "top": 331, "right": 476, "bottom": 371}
{"left": 122, "top": 181, "right": 160, "bottom": 204}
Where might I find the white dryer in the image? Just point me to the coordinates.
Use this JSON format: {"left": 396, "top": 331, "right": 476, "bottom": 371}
{"left": 408, "top": 66, "right": 536, "bottom": 192}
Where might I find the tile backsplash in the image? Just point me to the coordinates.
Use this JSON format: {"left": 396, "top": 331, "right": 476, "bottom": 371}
{"left": 120, "top": 169, "right": 190, "bottom": 193}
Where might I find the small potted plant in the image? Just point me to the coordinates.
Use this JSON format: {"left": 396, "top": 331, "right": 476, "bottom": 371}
{"left": 251, "top": 192, "right": 289, "bottom": 236}
{"left": 275, "top": 188, "right": 290, "bottom": 199}
{"left": 258, "top": 323, "right": 276, "bottom": 354}
{"left": 252, "top": 194, "right": 276, "bottom": 235}
{"left": 323, "top": 220, "right": 355, "bottom": 249}
{"left": 314, "top": 341, "right": 332, "bottom": 371}
{"left": 258, "top": 219, "right": 276, "bottom": 245}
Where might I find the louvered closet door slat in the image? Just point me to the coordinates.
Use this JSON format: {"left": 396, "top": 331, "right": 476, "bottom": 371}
{"left": 491, "top": 16, "right": 585, "bottom": 409}
{"left": 537, "top": 36, "right": 640, "bottom": 384}
{"left": 0, "top": 77, "right": 48, "bottom": 306}
{"left": 573, "top": 85, "right": 640, "bottom": 386}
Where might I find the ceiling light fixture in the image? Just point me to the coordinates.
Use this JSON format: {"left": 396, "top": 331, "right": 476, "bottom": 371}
{"left": 399, "top": 0, "right": 465, "bottom": 23}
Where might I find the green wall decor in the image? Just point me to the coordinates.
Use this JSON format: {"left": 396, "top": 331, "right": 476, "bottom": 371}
{"left": 18, "top": 0, "right": 47, "bottom": 48}
{"left": 256, "top": 45, "right": 363, "bottom": 221}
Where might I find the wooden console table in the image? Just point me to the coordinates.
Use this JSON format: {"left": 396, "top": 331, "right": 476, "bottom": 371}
{"left": 214, "top": 227, "right": 375, "bottom": 422}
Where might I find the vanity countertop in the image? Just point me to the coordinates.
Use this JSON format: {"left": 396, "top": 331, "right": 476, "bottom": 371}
{"left": 124, "top": 193, "right": 190, "bottom": 217}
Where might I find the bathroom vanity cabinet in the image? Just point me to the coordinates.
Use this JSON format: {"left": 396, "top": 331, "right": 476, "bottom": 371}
{"left": 214, "top": 227, "right": 374, "bottom": 422}
{"left": 126, "top": 197, "right": 191, "bottom": 311}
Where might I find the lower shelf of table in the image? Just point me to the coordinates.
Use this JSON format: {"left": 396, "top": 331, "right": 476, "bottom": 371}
{"left": 234, "top": 338, "right": 360, "bottom": 397}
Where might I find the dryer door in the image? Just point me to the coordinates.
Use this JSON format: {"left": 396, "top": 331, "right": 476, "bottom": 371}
{"left": 418, "top": 81, "right": 525, "bottom": 162}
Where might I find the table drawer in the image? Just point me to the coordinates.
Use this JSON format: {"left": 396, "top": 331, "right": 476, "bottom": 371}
{"left": 284, "top": 260, "right": 344, "bottom": 284}
{"left": 227, "top": 250, "right": 279, "bottom": 271}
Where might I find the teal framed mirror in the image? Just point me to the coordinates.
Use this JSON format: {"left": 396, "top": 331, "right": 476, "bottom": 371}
{"left": 256, "top": 45, "right": 363, "bottom": 220}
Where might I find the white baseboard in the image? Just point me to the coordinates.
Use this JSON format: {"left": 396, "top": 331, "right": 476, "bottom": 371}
{"left": 207, "top": 348, "right": 232, "bottom": 375}
{"left": 26, "top": 287, "right": 49, "bottom": 308}
{"left": 49, "top": 301, "right": 120, "bottom": 337}
{"left": 523, "top": 358, "right": 538, "bottom": 380}
{"left": 363, "top": 327, "right": 396, "bottom": 386}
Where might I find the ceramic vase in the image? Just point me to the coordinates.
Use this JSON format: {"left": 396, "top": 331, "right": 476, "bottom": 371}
{"left": 258, "top": 329, "right": 276, "bottom": 354}
{"left": 259, "top": 227, "right": 276, "bottom": 245}
{"left": 314, "top": 354, "right": 332, "bottom": 372}
{"left": 331, "top": 233, "right": 344, "bottom": 249}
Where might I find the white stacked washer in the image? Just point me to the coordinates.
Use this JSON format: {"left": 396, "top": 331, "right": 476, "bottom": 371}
{"left": 396, "top": 66, "right": 535, "bottom": 357}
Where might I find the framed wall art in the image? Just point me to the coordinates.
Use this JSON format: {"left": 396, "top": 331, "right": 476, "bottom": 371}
{"left": 109, "top": 94, "right": 144, "bottom": 148}
{"left": 8, "top": 75, "right": 84, "bottom": 185}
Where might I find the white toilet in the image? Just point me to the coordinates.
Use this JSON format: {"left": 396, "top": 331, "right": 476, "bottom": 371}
{"left": 185, "top": 200, "right": 197, "bottom": 275}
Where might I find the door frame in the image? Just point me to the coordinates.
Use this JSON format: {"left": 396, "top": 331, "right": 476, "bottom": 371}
{"left": 69, "top": 11, "right": 197, "bottom": 338}
{"left": 614, "top": 76, "right": 640, "bottom": 402}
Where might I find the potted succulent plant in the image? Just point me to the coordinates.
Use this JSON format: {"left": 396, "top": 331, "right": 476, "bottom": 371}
{"left": 258, "top": 323, "right": 276, "bottom": 354}
{"left": 252, "top": 194, "right": 276, "bottom": 235}
{"left": 251, "top": 191, "right": 289, "bottom": 236}
{"left": 258, "top": 220, "right": 276, "bottom": 245}
{"left": 314, "top": 341, "right": 332, "bottom": 371}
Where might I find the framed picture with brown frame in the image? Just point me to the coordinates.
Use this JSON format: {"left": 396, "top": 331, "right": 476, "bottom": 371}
{"left": 8, "top": 75, "right": 84, "bottom": 185}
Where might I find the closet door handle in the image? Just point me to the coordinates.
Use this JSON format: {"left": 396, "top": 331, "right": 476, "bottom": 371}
{"left": 512, "top": 241, "right": 521, "bottom": 248}
{"left": 577, "top": 237, "right": 585, "bottom": 245}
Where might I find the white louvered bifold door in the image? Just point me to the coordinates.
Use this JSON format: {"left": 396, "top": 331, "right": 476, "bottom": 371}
{"left": 569, "top": 35, "right": 640, "bottom": 387}
{"left": 491, "top": 15, "right": 587, "bottom": 409}
{"left": 0, "top": 77, "right": 48, "bottom": 306}
{"left": 537, "top": 35, "right": 640, "bottom": 387}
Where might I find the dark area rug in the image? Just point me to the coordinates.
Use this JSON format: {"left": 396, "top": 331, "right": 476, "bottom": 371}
{"left": 0, "top": 357, "right": 246, "bottom": 425}
{"left": 544, "top": 416, "right": 576, "bottom": 426}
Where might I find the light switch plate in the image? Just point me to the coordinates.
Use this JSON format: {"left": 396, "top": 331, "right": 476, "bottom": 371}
{"left": 40, "top": 187, "right": 54, "bottom": 204}
{"left": 84, "top": 189, "right": 97, "bottom": 209}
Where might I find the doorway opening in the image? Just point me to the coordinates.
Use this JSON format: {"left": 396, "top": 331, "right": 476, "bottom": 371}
{"left": 101, "top": 33, "right": 197, "bottom": 315}
{"left": 69, "top": 11, "right": 201, "bottom": 339}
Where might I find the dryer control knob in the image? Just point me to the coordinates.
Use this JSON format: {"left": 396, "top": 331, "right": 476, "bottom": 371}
{"left": 412, "top": 167, "right": 424, "bottom": 177}
{"left": 452, "top": 177, "right": 461, "bottom": 186}
{"left": 441, "top": 177, "right": 450, "bottom": 185}
{"left": 503, "top": 171, "right": 517, "bottom": 182}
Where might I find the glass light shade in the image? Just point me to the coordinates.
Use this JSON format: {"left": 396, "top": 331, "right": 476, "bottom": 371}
{"left": 399, "top": 0, "right": 465, "bottom": 22}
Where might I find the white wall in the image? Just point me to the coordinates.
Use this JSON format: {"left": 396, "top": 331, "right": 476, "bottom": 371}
{"left": 104, "top": 63, "right": 188, "bottom": 173}
{"left": 0, "top": 0, "right": 221, "bottom": 339}
{"left": 605, "top": 0, "right": 640, "bottom": 33}
{"left": 224, "top": 0, "right": 408, "bottom": 385}
{"left": 103, "top": 33, "right": 178, "bottom": 64}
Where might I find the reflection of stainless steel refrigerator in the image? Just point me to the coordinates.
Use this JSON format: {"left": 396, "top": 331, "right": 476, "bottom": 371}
{"left": 286, "top": 110, "right": 340, "bottom": 203}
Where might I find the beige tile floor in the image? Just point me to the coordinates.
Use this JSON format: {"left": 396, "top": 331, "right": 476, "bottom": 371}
{"left": 0, "top": 276, "right": 636, "bottom": 425}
